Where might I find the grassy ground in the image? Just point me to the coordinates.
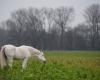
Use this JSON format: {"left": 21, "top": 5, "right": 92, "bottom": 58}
{"left": 0, "top": 51, "right": 100, "bottom": 80}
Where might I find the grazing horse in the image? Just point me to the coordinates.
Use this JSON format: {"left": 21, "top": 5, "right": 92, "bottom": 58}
{"left": 0, "top": 44, "right": 46, "bottom": 70}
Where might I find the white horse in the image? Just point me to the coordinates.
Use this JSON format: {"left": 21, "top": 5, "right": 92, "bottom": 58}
{"left": 0, "top": 44, "right": 46, "bottom": 70}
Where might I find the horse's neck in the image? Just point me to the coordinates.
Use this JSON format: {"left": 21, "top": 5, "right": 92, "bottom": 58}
{"left": 28, "top": 47, "right": 40, "bottom": 55}
{"left": 21, "top": 45, "right": 40, "bottom": 55}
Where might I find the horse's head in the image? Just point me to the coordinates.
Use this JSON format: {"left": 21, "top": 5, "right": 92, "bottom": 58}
{"left": 37, "top": 51, "right": 46, "bottom": 64}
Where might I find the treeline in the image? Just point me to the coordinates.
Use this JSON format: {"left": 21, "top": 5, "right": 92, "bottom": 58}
{"left": 0, "top": 4, "right": 100, "bottom": 50}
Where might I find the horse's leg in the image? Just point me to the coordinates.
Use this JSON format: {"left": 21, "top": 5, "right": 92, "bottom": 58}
{"left": 7, "top": 57, "right": 13, "bottom": 69}
{"left": 22, "top": 58, "right": 28, "bottom": 70}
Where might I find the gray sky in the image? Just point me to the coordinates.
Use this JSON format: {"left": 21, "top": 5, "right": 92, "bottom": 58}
{"left": 0, "top": 0, "right": 99, "bottom": 26}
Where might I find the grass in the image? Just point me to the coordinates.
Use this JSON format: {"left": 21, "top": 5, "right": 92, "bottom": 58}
{"left": 0, "top": 51, "right": 100, "bottom": 80}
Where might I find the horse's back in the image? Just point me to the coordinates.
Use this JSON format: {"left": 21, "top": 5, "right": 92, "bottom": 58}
{"left": 4, "top": 44, "right": 15, "bottom": 48}
{"left": 14, "top": 45, "right": 31, "bottom": 59}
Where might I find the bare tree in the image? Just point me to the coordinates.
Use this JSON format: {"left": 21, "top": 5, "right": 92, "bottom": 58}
{"left": 54, "top": 7, "right": 74, "bottom": 49}
{"left": 41, "top": 8, "right": 55, "bottom": 31}
{"left": 4, "top": 8, "right": 45, "bottom": 47}
{"left": 84, "top": 4, "right": 100, "bottom": 49}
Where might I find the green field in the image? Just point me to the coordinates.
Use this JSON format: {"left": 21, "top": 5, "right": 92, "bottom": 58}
{"left": 0, "top": 51, "right": 100, "bottom": 80}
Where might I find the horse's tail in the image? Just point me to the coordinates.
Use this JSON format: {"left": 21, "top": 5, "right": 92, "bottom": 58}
{"left": 0, "top": 46, "right": 7, "bottom": 69}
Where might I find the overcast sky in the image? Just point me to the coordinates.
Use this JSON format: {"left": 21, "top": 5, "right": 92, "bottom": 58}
{"left": 0, "top": 0, "right": 99, "bottom": 26}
